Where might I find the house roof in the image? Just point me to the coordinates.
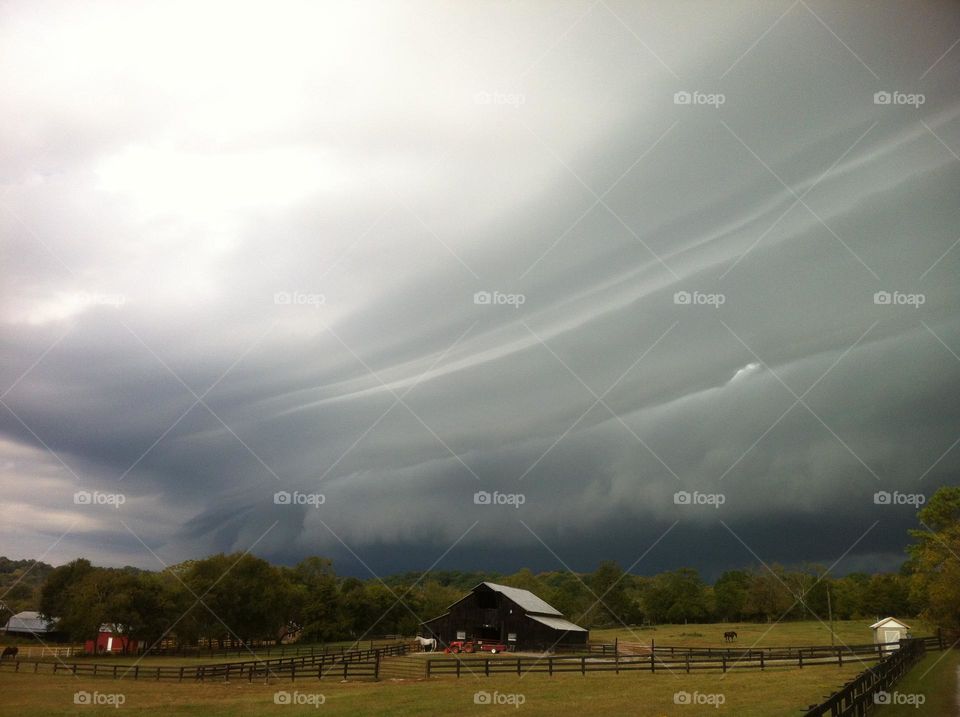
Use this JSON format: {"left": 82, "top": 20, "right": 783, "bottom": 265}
{"left": 527, "top": 614, "right": 588, "bottom": 632}
{"left": 870, "top": 617, "right": 911, "bottom": 630}
{"left": 476, "top": 582, "right": 562, "bottom": 616}
{"left": 3, "top": 611, "right": 56, "bottom": 633}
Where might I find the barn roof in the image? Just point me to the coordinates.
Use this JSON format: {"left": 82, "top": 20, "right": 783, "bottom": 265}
{"left": 477, "top": 582, "right": 562, "bottom": 616}
{"left": 3, "top": 610, "right": 57, "bottom": 633}
{"left": 527, "top": 614, "right": 588, "bottom": 632}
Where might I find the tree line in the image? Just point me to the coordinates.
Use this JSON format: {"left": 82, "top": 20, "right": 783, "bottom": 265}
{"left": 14, "top": 486, "right": 958, "bottom": 650}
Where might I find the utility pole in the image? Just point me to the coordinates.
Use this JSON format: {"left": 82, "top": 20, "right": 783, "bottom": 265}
{"left": 827, "top": 585, "right": 835, "bottom": 647}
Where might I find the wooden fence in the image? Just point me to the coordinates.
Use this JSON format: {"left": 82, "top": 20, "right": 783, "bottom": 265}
{"left": 802, "top": 638, "right": 929, "bottom": 716}
{"left": 426, "top": 636, "right": 946, "bottom": 678}
{"left": 0, "top": 641, "right": 410, "bottom": 682}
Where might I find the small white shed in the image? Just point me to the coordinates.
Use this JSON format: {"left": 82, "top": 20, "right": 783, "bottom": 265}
{"left": 870, "top": 617, "right": 910, "bottom": 650}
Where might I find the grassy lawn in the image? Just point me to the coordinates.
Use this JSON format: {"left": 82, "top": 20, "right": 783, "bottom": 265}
{"left": 873, "top": 648, "right": 959, "bottom": 716}
{"left": 0, "top": 663, "right": 864, "bottom": 716}
{"left": 591, "top": 620, "right": 935, "bottom": 649}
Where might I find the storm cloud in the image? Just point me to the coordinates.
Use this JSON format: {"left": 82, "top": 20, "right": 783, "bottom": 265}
{"left": 1, "top": 0, "right": 959, "bottom": 579}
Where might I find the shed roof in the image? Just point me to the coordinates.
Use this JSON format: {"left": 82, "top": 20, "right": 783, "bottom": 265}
{"left": 527, "top": 614, "right": 588, "bottom": 632}
{"left": 870, "top": 617, "right": 911, "bottom": 630}
{"left": 3, "top": 611, "right": 56, "bottom": 633}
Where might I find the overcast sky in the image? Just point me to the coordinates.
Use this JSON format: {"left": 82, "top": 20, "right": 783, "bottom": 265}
{"left": 1, "top": 1, "right": 959, "bottom": 580}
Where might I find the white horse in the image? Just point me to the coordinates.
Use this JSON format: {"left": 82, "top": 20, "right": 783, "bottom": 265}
{"left": 415, "top": 636, "right": 437, "bottom": 652}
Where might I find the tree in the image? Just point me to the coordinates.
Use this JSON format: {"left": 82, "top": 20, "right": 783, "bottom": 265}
{"left": 908, "top": 486, "right": 960, "bottom": 635}
{"left": 643, "top": 569, "right": 708, "bottom": 624}
{"left": 713, "top": 570, "right": 750, "bottom": 621}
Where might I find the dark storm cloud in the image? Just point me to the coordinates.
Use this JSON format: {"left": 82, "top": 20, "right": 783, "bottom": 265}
{"left": 1, "top": 1, "right": 959, "bottom": 577}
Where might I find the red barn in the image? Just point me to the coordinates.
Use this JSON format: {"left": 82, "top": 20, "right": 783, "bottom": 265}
{"left": 84, "top": 624, "right": 139, "bottom": 654}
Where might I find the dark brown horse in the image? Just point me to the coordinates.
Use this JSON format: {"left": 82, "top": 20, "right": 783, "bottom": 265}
{"left": 723, "top": 631, "right": 737, "bottom": 642}
{"left": 1, "top": 646, "right": 18, "bottom": 658}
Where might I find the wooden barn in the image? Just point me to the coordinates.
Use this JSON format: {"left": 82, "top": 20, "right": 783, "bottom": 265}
{"left": 420, "top": 582, "right": 587, "bottom": 651}
{"left": 84, "top": 624, "right": 140, "bottom": 655}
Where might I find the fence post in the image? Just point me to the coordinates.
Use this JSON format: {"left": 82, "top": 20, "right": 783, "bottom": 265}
{"left": 548, "top": 657, "right": 553, "bottom": 677}
{"left": 760, "top": 652, "right": 764, "bottom": 671}
{"left": 721, "top": 655, "right": 726, "bottom": 673}
{"left": 650, "top": 649, "right": 655, "bottom": 673}
{"left": 798, "top": 651, "right": 803, "bottom": 669}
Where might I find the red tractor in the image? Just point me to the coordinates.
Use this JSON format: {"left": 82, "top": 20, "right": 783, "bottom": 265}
{"left": 445, "top": 639, "right": 507, "bottom": 654}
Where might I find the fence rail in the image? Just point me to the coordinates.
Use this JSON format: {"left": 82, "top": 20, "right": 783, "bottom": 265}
{"left": 426, "top": 635, "right": 946, "bottom": 678}
{"left": 0, "top": 642, "right": 411, "bottom": 682}
{"left": 803, "top": 638, "right": 929, "bottom": 716}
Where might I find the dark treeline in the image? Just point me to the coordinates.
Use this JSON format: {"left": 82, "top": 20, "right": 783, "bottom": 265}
{"left": 8, "top": 487, "right": 958, "bottom": 650}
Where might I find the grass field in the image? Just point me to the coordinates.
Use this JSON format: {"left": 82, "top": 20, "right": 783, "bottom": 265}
{"left": 2, "top": 622, "right": 948, "bottom": 715}
{"left": 873, "top": 646, "right": 960, "bottom": 716}
{"left": 591, "top": 620, "right": 935, "bottom": 648}
{"left": 0, "top": 664, "right": 865, "bottom": 716}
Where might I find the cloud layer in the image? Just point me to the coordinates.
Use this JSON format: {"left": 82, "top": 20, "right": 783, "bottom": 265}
{"left": 2, "top": 0, "right": 959, "bottom": 579}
